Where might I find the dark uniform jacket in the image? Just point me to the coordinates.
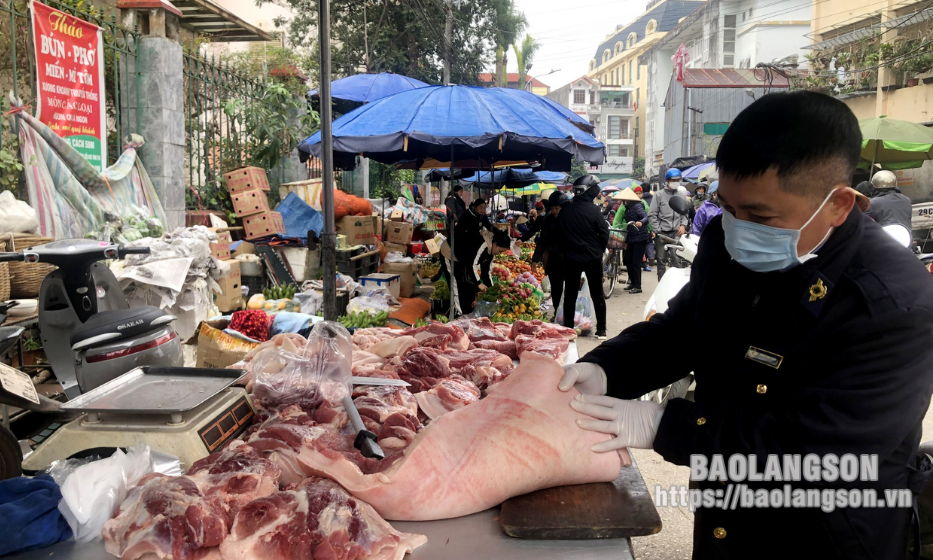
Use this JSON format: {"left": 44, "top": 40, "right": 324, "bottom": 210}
{"left": 445, "top": 193, "right": 467, "bottom": 226}
{"left": 557, "top": 189, "right": 609, "bottom": 264}
{"left": 453, "top": 208, "right": 491, "bottom": 264}
{"left": 580, "top": 208, "right": 933, "bottom": 559}
{"left": 624, "top": 201, "right": 650, "bottom": 243}
{"left": 867, "top": 187, "right": 912, "bottom": 233}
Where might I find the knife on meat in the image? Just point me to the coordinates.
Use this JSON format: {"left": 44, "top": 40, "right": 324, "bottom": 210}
{"left": 342, "top": 394, "right": 385, "bottom": 460}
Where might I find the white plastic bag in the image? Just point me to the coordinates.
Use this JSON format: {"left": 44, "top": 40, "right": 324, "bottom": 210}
{"left": 554, "top": 273, "right": 595, "bottom": 336}
{"left": 384, "top": 252, "right": 412, "bottom": 263}
{"left": 0, "top": 190, "right": 38, "bottom": 234}
{"left": 50, "top": 445, "right": 180, "bottom": 543}
{"left": 347, "top": 288, "right": 400, "bottom": 315}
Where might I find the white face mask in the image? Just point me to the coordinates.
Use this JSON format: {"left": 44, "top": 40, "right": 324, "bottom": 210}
{"left": 722, "top": 188, "right": 839, "bottom": 273}
{"left": 667, "top": 181, "right": 680, "bottom": 190}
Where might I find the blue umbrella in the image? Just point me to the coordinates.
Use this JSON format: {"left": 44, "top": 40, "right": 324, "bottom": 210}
{"left": 601, "top": 178, "right": 640, "bottom": 191}
{"left": 308, "top": 72, "right": 428, "bottom": 107}
{"left": 298, "top": 85, "right": 605, "bottom": 171}
{"left": 461, "top": 168, "right": 568, "bottom": 186}
{"left": 495, "top": 88, "right": 595, "bottom": 134}
{"left": 682, "top": 161, "right": 715, "bottom": 180}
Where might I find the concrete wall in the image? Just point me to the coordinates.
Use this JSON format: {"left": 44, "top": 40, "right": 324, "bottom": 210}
{"left": 843, "top": 84, "right": 933, "bottom": 123}
{"left": 811, "top": 0, "right": 882, "bottom": 36}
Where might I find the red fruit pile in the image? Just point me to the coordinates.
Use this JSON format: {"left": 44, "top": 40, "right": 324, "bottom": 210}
{"left": 229, "top": 309, "right": 271, "bottom": 342}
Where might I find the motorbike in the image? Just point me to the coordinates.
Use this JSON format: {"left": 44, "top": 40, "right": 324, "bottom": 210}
{"left": 0, "top": 239, "right": 183, "bottom": 399}
{"left": 641, "top": 195, "right": 697, "bottom": 404}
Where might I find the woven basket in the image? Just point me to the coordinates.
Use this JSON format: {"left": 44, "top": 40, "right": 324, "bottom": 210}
{"left": 0, "top": 239, "right": 10, "bottom": 302}
{"left": 6, "top": 233, "right": 55, "bottom": 298}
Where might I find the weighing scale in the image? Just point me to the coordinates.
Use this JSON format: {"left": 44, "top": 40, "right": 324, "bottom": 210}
{"left": 21, "top": 366, "right": 254, "bottom": 472}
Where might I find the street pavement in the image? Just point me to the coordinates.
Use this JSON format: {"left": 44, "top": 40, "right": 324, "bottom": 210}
{"left": 572, "top": 267, "right": 933, "bottom": 559}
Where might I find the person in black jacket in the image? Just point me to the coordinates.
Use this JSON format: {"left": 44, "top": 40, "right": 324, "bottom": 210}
{"left": 537, "top": 190, "right": 570, "bottom": 314}
{"left": 867, "top": 170, "right": 913, "bottom": 235}
{"left": 445, "top": 185, "right": 467, "bottom": 226}
{"left": 453, "top": 197, "right": 494, "bottom": 315}
{"left": 558, "top": 91, "right": 933, "bottom": 560}
{"left": 558, "top": 175, "right": 610, "bottom": 338}
{"left": 621, "top": 197, "right": 650, "bottom": 294}
{"left": 458, "top": 228, "right": 511, "bottom": 315}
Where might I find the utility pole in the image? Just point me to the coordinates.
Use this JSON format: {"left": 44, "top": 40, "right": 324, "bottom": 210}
{"left": 319, "top": 0, "right": 337, "bottom": 321}
{"left": 443, "top": 0, "right": 452, "bottom": 84}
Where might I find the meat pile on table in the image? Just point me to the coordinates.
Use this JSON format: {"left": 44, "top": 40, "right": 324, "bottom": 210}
{"left": 103, "top": 318, "right": 630, "bottom": 560}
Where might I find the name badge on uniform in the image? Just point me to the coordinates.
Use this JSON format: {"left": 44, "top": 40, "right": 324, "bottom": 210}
{"left": 745, "top": 346, "right": 783, "bottom": 369}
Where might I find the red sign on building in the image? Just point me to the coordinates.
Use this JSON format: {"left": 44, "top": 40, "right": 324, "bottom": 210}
{"left": 31, "top": 0, "right": 107, "bottom": 171}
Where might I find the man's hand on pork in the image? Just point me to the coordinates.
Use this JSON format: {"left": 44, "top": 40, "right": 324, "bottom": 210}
{"left": 558, "top": 362, "right": 607, "bottom": 395}
{"left": 570, "top": 394, "right": 665, "bottom": 451}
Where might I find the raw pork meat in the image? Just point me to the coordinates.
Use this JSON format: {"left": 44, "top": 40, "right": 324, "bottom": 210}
{"left": 394, "top": 347, "right": 451, "bottom": 392}
{"left": 294, "top": 353, "right": 629, "bottom": 520}
{"left": 515, "top": 335, "right": 570, "bottom": 362}
{"left": 457, "top": 364, "right": 510, "bottom": 391}
{"left": 103, "top": 473, "right": 228, "bottom": 560}
{"left": 352, "top": 386, "right": 423, "bottom": 450}
{"left": 414, "top": 376, "right": 481, "bottom": 420}
{"left": 219, "top": 477, "right": 426, "bottom": 560}
{"left": 451, "top": 317, "right": 509, "bottom": 342}
{"left": 399, "top": 323, "right": 469, "bottom": 351}
{"left": 509, "top": 320, "right": 577, "bottom": 341}
{"left": 365, "top": 336, "right": 417, "bottom": 359}
{"left": 441, "top": 347, "right": 514, "bottom": 374}
{"left": 352, "top": 328, "right": 401, "bottom": 351}
{"left": 471, "top": 339, "right": 518, "bottom": 359}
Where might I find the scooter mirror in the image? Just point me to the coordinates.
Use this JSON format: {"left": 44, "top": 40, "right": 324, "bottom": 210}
{"left": 669, "top": 194, "right": 691, "bottom": 216}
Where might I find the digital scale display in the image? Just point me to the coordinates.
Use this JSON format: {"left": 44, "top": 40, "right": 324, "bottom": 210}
{"left": 198, "top": 397, "right": 254, "bottom": 452}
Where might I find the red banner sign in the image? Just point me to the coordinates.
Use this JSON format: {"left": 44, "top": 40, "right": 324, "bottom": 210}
{"left": 31, "top": 0, "right": 107, "bottom": 171}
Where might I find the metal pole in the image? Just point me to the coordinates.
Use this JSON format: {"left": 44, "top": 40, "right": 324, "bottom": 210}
{"left": 319, "top": 0, "right": 337, "bottom": 321}
{"left": 443, "top": 0, "right": 452, "bottom": 84}
{"left": 362, "top": 157, "right": 370, "bottom": 198}
{"left": 449, "top": 144, "right": 455, "bottom": 316}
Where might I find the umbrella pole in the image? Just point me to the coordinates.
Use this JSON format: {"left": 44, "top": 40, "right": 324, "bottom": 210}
{"left": 319, "top": 0, "right": 337, "bottom": 321}
{"left": 870, "top": 141, "right": 880, "bottom": 180}
{"left": 450, "top": 144, "right": 455, "bottom": 319}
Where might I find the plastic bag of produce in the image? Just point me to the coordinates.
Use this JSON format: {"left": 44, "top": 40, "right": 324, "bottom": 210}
{"left": 554, "top": 273, "right": 595, "bottom": 336}
{"left": 347, "top": 288, "right": 399, "bottom": 315}
{"left": 473, "top": 299, "right": 498, "bottom": 318}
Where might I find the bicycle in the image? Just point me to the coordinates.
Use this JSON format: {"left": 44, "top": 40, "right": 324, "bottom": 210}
{"left": 603, "top": 228, "right": 626, "bottom": 298}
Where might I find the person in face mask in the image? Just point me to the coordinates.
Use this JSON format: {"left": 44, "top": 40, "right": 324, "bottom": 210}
{"left": 557, "top": 91, "right": 933, "bottom": 560}
{"left": 648, "top": 168, "right": 690, "bottom": 279}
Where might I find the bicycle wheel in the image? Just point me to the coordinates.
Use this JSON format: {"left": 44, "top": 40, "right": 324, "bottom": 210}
{"left": 603, "top": 251, "right": 616, "bottom": 298}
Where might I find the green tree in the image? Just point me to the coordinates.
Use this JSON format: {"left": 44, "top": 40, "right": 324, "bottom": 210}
{"left": 569, "top": 160, "right": 588, "bottom": 182}
{"left": 491, "top": 0, "right": 526, "bottom": 87}
{"left": 632, "top": 157, "right": 645, "bottom": 180}
{"left": 513, "top": 34, "right": 539, "bottom": 90}
{"left": 263, "top": 0, "right": 502, "bottom": 86}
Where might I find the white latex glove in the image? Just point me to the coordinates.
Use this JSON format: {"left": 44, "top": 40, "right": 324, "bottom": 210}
{"left": 570, "top": 394, "right": 665, "bottom": 452}
{"left": 558, "top": 362, "right": 607, "bottom": 395}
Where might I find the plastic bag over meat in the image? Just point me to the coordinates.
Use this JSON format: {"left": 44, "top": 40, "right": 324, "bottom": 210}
{"left": 303, "top": 321, "right": 354, "bottom": 402}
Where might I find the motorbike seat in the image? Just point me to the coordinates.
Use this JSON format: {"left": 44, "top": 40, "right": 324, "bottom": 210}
{"left": 70, "top": 306, "right": 173, "bottom": 351}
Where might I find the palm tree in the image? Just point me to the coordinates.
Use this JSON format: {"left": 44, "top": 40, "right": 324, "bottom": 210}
{"left": 513, "top": 34, "right": 540, "bottom": 90}
{"left": 493, "top": 0, "right": 526, "bottom": 87}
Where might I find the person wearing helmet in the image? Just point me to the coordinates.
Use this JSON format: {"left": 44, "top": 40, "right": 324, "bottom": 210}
{"left": 558, "top": 91, "right": 933, "bottom": 560}
{"left": 691, "top": 180, "right": 723, "bottom": 236}
{"left": 648, "top": 168, "right": 690, "bottom": 279}
{"left": 558, "top": 175, "right": 609, "bottom": 338}
{"left": 866, "top": 170, "right": 912, "bottom": 240}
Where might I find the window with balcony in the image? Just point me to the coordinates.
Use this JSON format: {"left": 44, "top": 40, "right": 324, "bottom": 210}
{"left": 574, "top": 89, "right": 585, "bottom": 104}
{"left": 607, "top": 146, "right": 631, "bottom": 157}
{"left": 723, "top": 14, "right": 736, "bottom": 67}
{"left": 608, "top": 116, "right": 629, "bottom": 139}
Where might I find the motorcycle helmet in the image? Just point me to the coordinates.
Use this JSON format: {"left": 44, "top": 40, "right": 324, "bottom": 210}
{"left": 871, "top": 170, "right": 897, "bottom": 189}
{"left": 665, "top": 168, "right": 682, "bottom": 181}
{"left": 572, "top": 174, "right": 600, "bottom": 195}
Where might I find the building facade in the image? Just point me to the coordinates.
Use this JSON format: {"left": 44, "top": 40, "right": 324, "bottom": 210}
{"left": 587, "top": 0, "right": 705, "bottom": 166}
{"left": 639, "top": 0, "right": 812, "bottom": 176}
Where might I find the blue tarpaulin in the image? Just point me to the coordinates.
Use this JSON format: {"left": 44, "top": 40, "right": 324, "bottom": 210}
{"left": 308, "top": 73, "right": 427, "bottom": 104}
{"left": 276, "top": 192, "right": 324, "bottom": 239}
{"left": 460, "top": 168, "right": 568, "bottom": 186}
{"left": 298, "top": 85, "right": 605, "bottom": 171}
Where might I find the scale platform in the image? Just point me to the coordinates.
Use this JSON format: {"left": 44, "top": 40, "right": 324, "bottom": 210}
{"left": 22, "top": 367, "right": 255, "bottom": 472}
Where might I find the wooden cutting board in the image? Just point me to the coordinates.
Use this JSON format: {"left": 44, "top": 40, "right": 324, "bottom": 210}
{"left": 499, "top": 457, "right": 663, "bottom": 539}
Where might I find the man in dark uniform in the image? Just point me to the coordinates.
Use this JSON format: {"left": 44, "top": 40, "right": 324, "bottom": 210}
{"left": 867, "top": 170, "right": 913, "bottom": 240}
{"left": 445, "top": 185, "right": 467, "bottom": 226}
{"left": 558, "top": 91, "right": 933, "bottom": 559}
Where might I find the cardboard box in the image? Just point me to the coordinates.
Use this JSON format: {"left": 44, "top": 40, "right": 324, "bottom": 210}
{"left": 231, "top": 188, "right": 271, "bottom": 217}
{"left": 386, "top": 221, "right": 414, "bottom": 245}
{"left": 231, "top": 241, "right": 256, "bottom": 257}
{"left": 215, "top": 259, "right": 243, "bottom": 312}
{"left": 279, "top": 247, "right": 321, "bottom": 283}
{"left": 384, "top": 262, "right": 417, "bottom": 298}
{"left": 224, "top": 166, "right": 270, "bottom": 193}
{"left": 373, "top": 213, "right": 384, "bottom": 239}
{"left": 336, "top": 215, "right": 376, "bottom": 246}
{"left": 210, "top": 230, "right": 232, "bottom": 260}
{"left": 359, "top": 273, "right": 401, "bottom": 299}
{"left": 390, "top": 209, "right": 403, "bottom": 220}
{"left": 194, "top": 320, "right": 259, "bottom": 369}
{"left": 384, "top": 242, "right": 408, "bottom": 255}
{"left": 279, "top": 179, "right": 322, "bottom": 210}
{"left": 243, "top": 211, "right": 285, "bottom": 240}
{"left": 424, "top": 234, "right": 443, "bottom": 256}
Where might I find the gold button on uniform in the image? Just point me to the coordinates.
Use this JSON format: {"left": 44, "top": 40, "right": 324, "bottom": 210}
{"left": 714, "top": 527, "right": 727, "bottom": 539}
{"left": 756, "top": 384, "right": 767, "bottom": 394}
{"left": 696, "top": 417, "right": 706, "bottom": 426}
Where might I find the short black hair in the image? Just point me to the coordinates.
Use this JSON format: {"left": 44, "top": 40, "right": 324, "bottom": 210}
{"left": 491, "top": 228, "right": 510, "bottom": 248}
{"left": 453, "top": 185, "right": 463, "bottom": 193}
{"left": 716, "top": 91, "right": 861, "bottom": 198}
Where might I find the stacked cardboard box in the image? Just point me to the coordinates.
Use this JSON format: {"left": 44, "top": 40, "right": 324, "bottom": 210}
{"left": 223, "top": 166, "right": 285, "bottom": 240}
